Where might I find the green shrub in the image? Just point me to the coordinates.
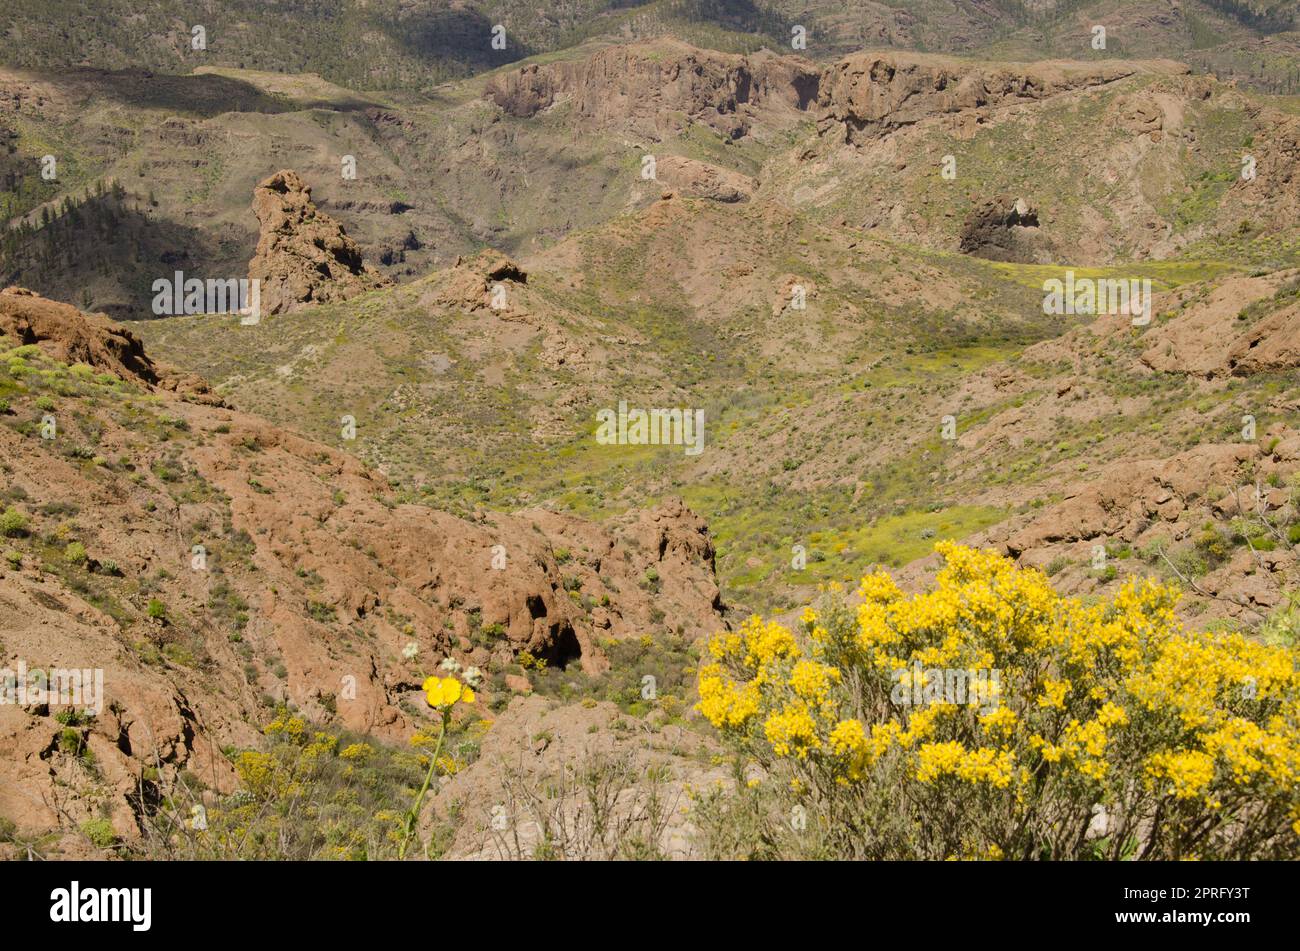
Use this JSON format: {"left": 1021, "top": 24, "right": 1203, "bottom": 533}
{"left": 307, "top": 601, "right": 337, "bottom": 623}
{"left": 0, "top": 507, "right": 27, "bottom": 538}
{"left": 162, "top": 643, "right": 195, "bottom": 666}
{"left": 1194, "top": 525, "right": 1231, "bottom": 566}
{"left": 1261, "top": 593, "right": 1300, "bottom": 647}
{"left": 134, "top": 710, "right": 464, "bottom": 860}
{"left": 64, "top": 541, "right": 88, "bottom": 565}
{"left": 79, "top": 818, "right": 117, "bottom": 850}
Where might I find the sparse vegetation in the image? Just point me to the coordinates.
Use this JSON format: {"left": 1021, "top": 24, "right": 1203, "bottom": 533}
{"left": 3, "top": 10, "right": 1300, "bottom": 876}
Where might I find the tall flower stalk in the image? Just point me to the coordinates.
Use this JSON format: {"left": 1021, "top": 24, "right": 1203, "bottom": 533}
{"left": 397, "top": 673, "right": 475, "bottom": 860}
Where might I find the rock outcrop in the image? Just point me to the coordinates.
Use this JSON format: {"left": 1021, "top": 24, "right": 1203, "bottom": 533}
{"left": 0, "top": 286, "right": 215, "bottom": 399}
{"left": 247, "top": 169, "right": 391, "bottom": 315}
{"left": 978, "top": 428, "right": 1300, "bottom": 624}
{"left": 655, "top": 156, "right": 754, "bottom": 202}
{"left": 816, "top": 52, "right": 1170, "bottom": 144}
{"left": 959, "top": 196, "right": 1045, "bottom": 262}
{"left": 0, "top": 286, "right": 161, "bottom": 383}
{"left": 434, "top": 249, "right": 529, "bottom": 313}
{"left": 1138, "top": 271, "right": 1300, "bottom": 378}
{"left": 486, "top": 39, "right": 820, "bottom": 140}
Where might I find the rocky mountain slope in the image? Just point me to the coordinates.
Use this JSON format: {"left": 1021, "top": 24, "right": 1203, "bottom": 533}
{"left": 0, "top": 287, "right": 724, "bottom": 848}
{"left": 137, "top": 169, "right": 1300, "bottom": 626}
{"left": 8, "top": 34, "right": 1300, "bottom": 323}
{"left": 2, "top": 17, "right": 1300, "bottom": 862}
{"left": 8, "top": 1, "right": 1300, "bottom": 94}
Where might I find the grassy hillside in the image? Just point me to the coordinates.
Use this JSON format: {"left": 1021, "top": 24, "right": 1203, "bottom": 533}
{"left": 137, "top": 180, "right": 1290, "bottom": 618}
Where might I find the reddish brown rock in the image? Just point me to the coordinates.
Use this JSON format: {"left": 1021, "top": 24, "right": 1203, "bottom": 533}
{"left": 247, "top": 169, "right": 391, "bottom": 315}
{"left": 434, "top": 249, "right": 528, "bottom": 314}
{"left": 0, "top": 292, "right": 727, "bottom": 844}
{"left": 0, "top": 286, "right": 215, "bottom": 400}
{"left": 1139, "top": 271, "right": 1300, "bottom": 378}
{"left": 486, "top": 39, "right": 820, "bottom": 140}
{"left": 655, "top": 156, "right": 754, "bottom": 203}
{"left": 504, "top": 674, "right": 533, "bottom": 695}
{"left": 0, "top": 286, "right": 161, "bottom": 384}
{"left": 817, "top": 53, "right": 1170, "bottom": 144}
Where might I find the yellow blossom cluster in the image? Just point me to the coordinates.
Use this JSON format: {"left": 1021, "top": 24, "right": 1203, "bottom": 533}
{"left": 915, "top": 742, "right": 1016, "bottom": 788}
{"left": 698, "top": 542, "right": 1300, "bottom": 859}
{"left": 423, "top": 675, "right": 474, "bottom": 710}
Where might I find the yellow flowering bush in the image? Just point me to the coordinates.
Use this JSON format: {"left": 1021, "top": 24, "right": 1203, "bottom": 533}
{"left": 696, "top": 543, "right": 1300, "bottom": 860}
{"left": 167, "top": 711, "right": 420, "bottom": 860}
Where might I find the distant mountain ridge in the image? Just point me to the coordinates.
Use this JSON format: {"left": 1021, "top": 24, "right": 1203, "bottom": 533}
{"left": 6, "top": 1, "right": 1300, "bottom": 93}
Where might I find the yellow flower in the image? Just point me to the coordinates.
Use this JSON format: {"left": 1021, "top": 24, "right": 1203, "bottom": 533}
{"left": 764, "top": 703, "right": 822, "bottom": 759}
{"left": 697, "top": 663, "right": 761, "bottom": 729}
{"left": 789, "top": 659, "right": 841, "bottom": 716}
{"left": 915, "top": 741, "right": 964, "bottom": 783}
{"left": 916, "top": 742, "right": 1015, "bottom": 787}
{"left": 858, "top": 571, "right": 903, "bottom": 604}
{"left": 1036, "top": 679, "right": 1070, "bottom": 709}
{"left": 693, "top": 542, "right": 1300, "bottom": 856}
{"left": 423, "top": 676, "right": 473, "bottom": 709}
{"left": 264, "top": 714, "right": 307, "bottom": 740}
{"left": 1097, "top": 702, "right": 1129, "bottom": 728}
{"left": 339, "top": 742, "right": 372, "bottom": 761}
{"left": 979, "top": 706, "right": 1017, "bottom": 733}
{"left": 235, "top": 750, "right": 278, "bottom": 798}
{"left": 829, "top": 718, "right": 867, "bottom": 756}
{"left": 1147, "top": 750, "right": 1217, "bottom": 800}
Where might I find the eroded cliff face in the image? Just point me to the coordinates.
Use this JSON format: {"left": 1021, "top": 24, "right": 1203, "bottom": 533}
{"left": 0, "top": 287, "right": 215, "bottom": 398}
{"left": 485, "top": 39, "right": 821, "bottom": 140}
{"left": 815, "top": 52, "right": 1160, "bottom": 143}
